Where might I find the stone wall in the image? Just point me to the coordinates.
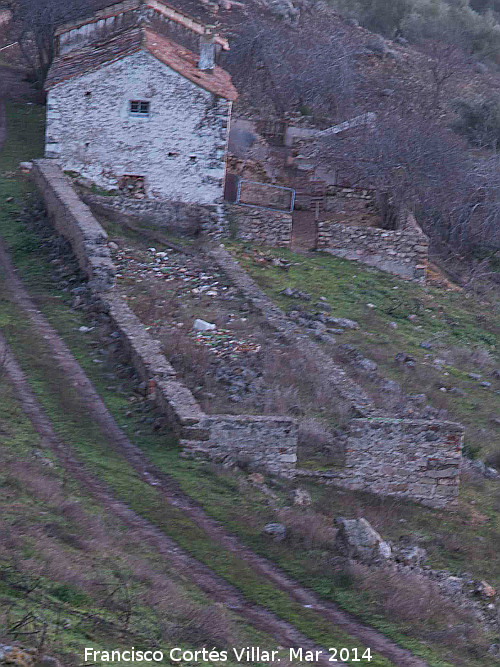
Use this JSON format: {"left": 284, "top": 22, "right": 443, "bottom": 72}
{"left": 225, "top": 204, "right": 292, "bottom": 248}
{"left": 31, "top": 160, "right": 115, "bottom": 292}
{"left": 32, "top": 159, "right": 298, "bottom": 478}
{"left": 83, "top": 193, "right": 224, "bottom": 238}
{"left": 45, "top": 50, "right": 229, "bottom": 205}
{"left": 317, "top": 221, "right": 428, "bottom": 282}
{"left": 341, "top": 419, "right": 464, "bottom": 508}
{"left": 182, "top": 415, "right": 298, "bottom": 477}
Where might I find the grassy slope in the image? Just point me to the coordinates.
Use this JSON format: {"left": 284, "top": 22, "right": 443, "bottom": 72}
{"left": 0, "top": 102, "right": 498, "bottom": 667}
{"left": 225, "top": 243, "right": 499, "bottom": 461}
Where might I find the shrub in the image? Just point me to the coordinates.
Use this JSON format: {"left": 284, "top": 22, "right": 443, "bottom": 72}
{"left": 452, "top": 95, "right": 500, "bottom": 148}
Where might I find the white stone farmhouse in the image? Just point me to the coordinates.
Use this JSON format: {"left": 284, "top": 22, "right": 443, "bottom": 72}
{"left": 44, "top": 0, "right": 238, "bottom": 204}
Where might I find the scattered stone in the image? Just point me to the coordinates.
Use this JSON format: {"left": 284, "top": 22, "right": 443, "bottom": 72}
{"left": 280, "top": 287, "right": 311, "bottom": 301}
{"left": 78, "top": 326, "right": 92, "bottom": 333}
{"left": 468, "top": 373, "right": 482, "bottom": 380}
{"left": 334, "top": 517, "right": 392, "bottom": 562}
{"left": 419, "top": 341, "right": 432, "bottom": 349}
{"left": 0, "top": 645, "right": 34, "bottom": 666}
{"left": 480, "top": 381, "right": 492, "bottom": 388}
{"left": 389, "top": 321, "right": 398, "bottom": 329}
{"left": 290, "top": 487, "right": 312, "bottom": 507}
{"left": 193, "top": 319, "right": 216, "bottom": 332}
{"left": 264, "top": 522, "right": 286, "bottom": 541}
{"left": 449, "top": 387, "right": 466, "bottom": 396}
{"left": 408, "top": 314, "right": 418, "bottom": 321}
{"left": 326, "top": 317, "right": 359, "bottom": 330}
{"left": 394, "top": 544, "right": 427, "bottom": 567}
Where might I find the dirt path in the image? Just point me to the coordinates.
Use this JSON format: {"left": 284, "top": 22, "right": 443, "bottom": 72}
{"left": 0, "top": 239, "right": 430, "bottom": 667}
{"left": 0, "top": 331, "right": 342, "bottom": 667}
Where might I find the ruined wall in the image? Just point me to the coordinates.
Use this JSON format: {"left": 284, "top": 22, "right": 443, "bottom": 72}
{"left": 317, "top": 221, "right": 428, "bottom": 282}
{"left": 225, "top": 204, "right": 292, "bottom": 248}
{"left": 31, "top": 160, "right": 297, "bottom": 478}
{"left": 83, "top": 193, "right": 224, "bottom": 237}
{"left": 45, "top": 50, "right": 230, "bottom": 205}
{"left": 340, "top": 419, "right": 464, "bottom": 508}
{"left": 183, "top": 415, "right": 298, "bottom": 477}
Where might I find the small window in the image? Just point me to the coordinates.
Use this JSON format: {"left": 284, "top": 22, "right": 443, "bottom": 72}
{"left": 130, "top": 100, "right": 150, "bottom": 116}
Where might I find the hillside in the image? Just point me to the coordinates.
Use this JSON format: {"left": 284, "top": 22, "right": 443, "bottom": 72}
{"left": 0, "top": 2, "right": 499, "bottom": 667}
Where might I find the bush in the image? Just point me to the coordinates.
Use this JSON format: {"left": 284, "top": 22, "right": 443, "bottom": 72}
{"left": 452, "top": 95, "right": 500, "bottom": 148}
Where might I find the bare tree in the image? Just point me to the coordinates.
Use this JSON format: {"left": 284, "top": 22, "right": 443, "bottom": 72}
{"left": 13, "top": 0, "right": 91, "bottom": 88}
{"left": 223, "top": 11, "right": 358, "bottom": 120}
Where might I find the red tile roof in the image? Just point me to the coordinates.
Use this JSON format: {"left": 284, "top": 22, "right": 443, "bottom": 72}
{"left": 46, "top": 25, "right": 238, "bottom": 101}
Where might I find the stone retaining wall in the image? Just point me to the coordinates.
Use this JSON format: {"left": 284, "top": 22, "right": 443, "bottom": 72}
{"left": 317, "top": 221, "right": 428, "bottom": 282}
{"left": 82, "top": 193, "right": 225, "bottom": 238}
{"left": 31, "top": 161, "right": 116, "bottom": 291}
{"left": 32, "top": 159, "right": 297, "bottom": 478}
{"left": 225, "top": 204, "right": 292, "bottom": 248}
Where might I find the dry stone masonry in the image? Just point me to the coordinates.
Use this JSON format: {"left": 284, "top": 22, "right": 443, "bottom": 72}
{"left": 32, "top": 160, "right": 463, "bottom": 506}
{"left": 225, "top": 204, "right": 292, "bottom": 248}
{"left": 339, "top": 419, "right": 464, "bottom": 508}
{"left": 31, "top": 160, "right": 297, "bottom": 477}
{"left": 316, "top": 221, "right": 428, "bottom": 282}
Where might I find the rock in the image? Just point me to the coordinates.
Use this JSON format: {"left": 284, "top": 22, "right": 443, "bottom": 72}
{"left": 355, "top": 357, "right": 378, "bottom": 372}
{"left": 449, "top": 387, "right": 466, "bottom": 396}
{"left": 395, "top": 545, "right": 427, "bottom": 567}
{"left": 326, "top": 317, "right": 359, "bottom": 330}
{"left": 193, "top": 318, "right": 216, "bottom": 332}
{"left": 280, "top": 287, "right": 311, "bottom": 301}
{"left": 35, "top": 657, "right": 62, "bottom": 667}
{"left": 344, "top": 17, "right": 359, "bottom": 27}
{"left": 74, "top": 176, "right": 94, "bottom": 189}
{"left": 485, "top": 467, "right": 500, "bottom": 480}
{"left": 419, "top": 341, "right": 432, "bottom": 349}
{"left": 480, "top": 381, "right": 492, "bottom": 388}
{"left": 389, "top": 321, "right": 398, "bottom": 329}
{"left": 468, "top": 373, "right": 482, "bottom": 381}
{"left": 0, "top": 645, "right": 34, "bottom": 666}
{"left": 19, "top": 161, "right": 33, "bottom": 172}
{"left": 395, "top": 36, "right": 409, "bottom": 46}
{"left": 264, "top": 523, "right": 286, "bottom": 541}
{"left": 477, "top": 580, "right": 496, "bottom": 598}
{"left": 443, "top": 576, "right": 463, "bottom": 595}
{"left": 78, "top": 326, "right": 92, "bottom": 333}
{"left": 108, "top": 241, "right": 119, "bottom": 250}
{"left": 334, "top": 517, "right": 391, "bottom": 562}
{"left": 290, "top": 487, "right": 312, "bottom": 507}
{"left": 381, "top": 88, "right": 395, "bottom": 97}
{"left": 248, "top": 472, "right": 265, "bottom": 485}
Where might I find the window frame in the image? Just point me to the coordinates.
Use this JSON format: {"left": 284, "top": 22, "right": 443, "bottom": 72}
{"left": 129, "top": 100, "right": 151, "bottom": 118}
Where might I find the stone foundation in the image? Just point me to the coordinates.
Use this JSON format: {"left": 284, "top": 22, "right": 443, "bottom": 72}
{"left": 317, "top": 221, "right": 428, "bottom": 282}
{"left": 82, "top": 192, "right": 224, "bottom": 238}
{"left": 225, "top": 204, "right": 292, "bottom": 247}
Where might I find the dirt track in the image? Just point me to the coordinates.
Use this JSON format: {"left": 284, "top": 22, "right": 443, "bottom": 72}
{"left": 0, "top": 235, "right": 430, "bottom": 667}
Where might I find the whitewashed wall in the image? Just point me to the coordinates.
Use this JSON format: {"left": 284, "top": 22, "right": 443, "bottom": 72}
{"left": 45, "top": 51, "right": 230, "bottom": 204}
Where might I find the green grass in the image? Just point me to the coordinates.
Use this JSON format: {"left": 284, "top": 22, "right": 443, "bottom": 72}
{"left": 224, "top": 242, "right": 499, "bottom": 460}
{"left": 0, "top": 100, "right": 496, "bottom": 667}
